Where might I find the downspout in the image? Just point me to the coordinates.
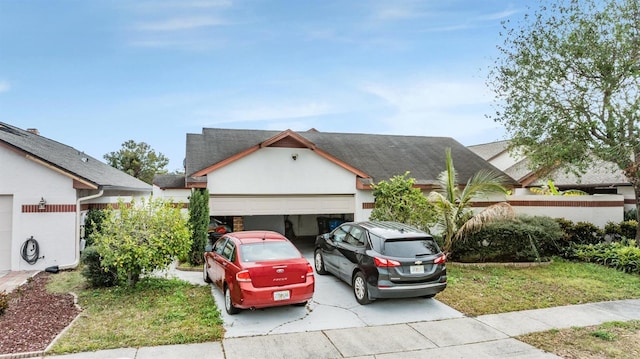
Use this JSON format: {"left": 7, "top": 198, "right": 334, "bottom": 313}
{"left": 53, "top": 189, "right": 104, "bottom": 271}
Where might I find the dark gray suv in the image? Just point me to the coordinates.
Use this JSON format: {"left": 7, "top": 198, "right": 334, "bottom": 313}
{"left": 314, "top": 221, "right": 447, "bottom": 304}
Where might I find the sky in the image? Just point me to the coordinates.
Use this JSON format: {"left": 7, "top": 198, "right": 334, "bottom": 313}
{"left": 0, "top": 0, "right": 536, "bottom": 172}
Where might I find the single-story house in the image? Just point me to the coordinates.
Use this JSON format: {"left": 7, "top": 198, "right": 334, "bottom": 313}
{"left": 154, "top": 128, "right": 517, "bottom": 237}
{"left": 469, "top": 140, "right": 635, "bottom": 207}
{"left": 469, "top": 140, "right": 632, "bottom": 226}
{"left": 0, "top": 122, "right": 151, "bottom": 271}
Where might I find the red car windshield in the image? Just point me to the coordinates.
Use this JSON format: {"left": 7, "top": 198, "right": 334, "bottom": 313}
{"left": 240, "top": 241, "right": 301, "bottom": 262}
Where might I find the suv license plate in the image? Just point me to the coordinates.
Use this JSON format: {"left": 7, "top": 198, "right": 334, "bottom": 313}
{"left": 410, "top": 265, "right": 425, "bottom": 274}
{"left": 274, "top": 290, "right": 290, "bottom": 301}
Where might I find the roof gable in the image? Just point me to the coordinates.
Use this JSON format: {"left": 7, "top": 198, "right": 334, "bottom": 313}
{"left": 190, "top": 129, "right": 370, "bottom": 180}
{"left": 186, "top": 128, "right": 517, "bottom": 189}
{"left": 0, "top": 122, "right": 150, "bottom": 192}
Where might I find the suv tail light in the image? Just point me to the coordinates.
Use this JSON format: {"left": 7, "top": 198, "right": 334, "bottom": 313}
{"left": 374, "top": 257, "right": 401, "bottom": 267}
{"left": 306, "top": 264, "right": 314, "bottom": 277}
{"left": 434, "top": 254, "right": 446, "bottom": 264}
{"left": 236, "top": 270, "right": 251, "bottom": 282}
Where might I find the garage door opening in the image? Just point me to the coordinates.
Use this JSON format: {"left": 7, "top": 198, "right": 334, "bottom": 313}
{"left": 218, "top": 213, "right": 353, "bottom": 255}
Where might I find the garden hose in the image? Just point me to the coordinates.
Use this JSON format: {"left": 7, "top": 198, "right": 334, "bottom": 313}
{"left": 20, "top": 236, "right": 40, "bottom": 265}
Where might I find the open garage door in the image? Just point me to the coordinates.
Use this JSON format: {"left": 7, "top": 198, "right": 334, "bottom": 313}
{"left": 209, "top": 195, "right": 355, "bottom": 216}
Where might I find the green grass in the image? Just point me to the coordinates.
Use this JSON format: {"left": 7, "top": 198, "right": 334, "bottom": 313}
{"left": 436, "top": 258, "right": 640, "bottom": 316}
{"left": 42, "top": 258, "right": 640, "bottom": 355}
{"left": 518, "top": 320, "right": 640, "bottom": 358}
{"left": 46, "top": 271, "right": 224, "bottom": 354}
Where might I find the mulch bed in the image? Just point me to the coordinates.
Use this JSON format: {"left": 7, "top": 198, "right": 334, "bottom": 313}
{"left": 0, "top": 272, "right": 81, "bottom": 355}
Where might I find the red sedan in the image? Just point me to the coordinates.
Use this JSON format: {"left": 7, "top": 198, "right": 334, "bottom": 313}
{"left": 203, "top": 230, "right": 315, "bottom": 314}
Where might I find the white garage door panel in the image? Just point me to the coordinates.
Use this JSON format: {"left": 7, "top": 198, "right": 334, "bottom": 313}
{"left": 0, "top": 196, "right": 13, "bottom": 271}
{"left": 210, "top": 195, "right": 355, "bottom": 215}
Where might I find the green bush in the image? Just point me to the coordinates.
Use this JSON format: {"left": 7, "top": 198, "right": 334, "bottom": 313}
{"left": 81, "top": 246, "right": 118, "bottom": 288}
{"left": 451, "top": 215, "right": 563, "bottom": 262}
{"left": 566, "top": 241, "right": 640, "bottom": 275}
{"left": 93, "top": 198, "right": 191, "bottom": 286}
{"left": 620, "top": 220, "right": 637, "bottom": 240}
{"left": 624, "top": 208, "right": 637, "bottom": 221}
{"left": 0, "top": 291, "right": 8, "bottom": 315}
{"left": 555, "top": 218, "right": 603, "bottom": 245}
{"left": 84, "top": 209, "right": 106, "bottom": 247}
{"left": 188, "top": 188, "right": 209, "bottom": 266}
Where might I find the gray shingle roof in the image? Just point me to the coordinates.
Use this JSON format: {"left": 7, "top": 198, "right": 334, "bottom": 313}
{"left": 186, "top": 128, "right": 518, "bottom": 187}
{"left": 467, "top": 140, "right": 510, "bottom": 161}
{"left": 0, "top": 122, "right": 151, "bottom": 192}
{"left": 468, "top": 139, "right": 629, "bottom": 187}
{"left": 153, "top": 174, "right": 185, "bottom": 189}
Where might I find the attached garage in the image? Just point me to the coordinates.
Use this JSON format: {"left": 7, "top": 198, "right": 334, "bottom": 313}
{"left": 209, "top": 194, "right": 355, "bottom": 237}
{"left": 209, "top": 194, "right": 355, "bottom": 215}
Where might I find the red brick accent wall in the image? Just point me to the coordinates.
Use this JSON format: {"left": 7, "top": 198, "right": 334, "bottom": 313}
{"left": 22, "top": 204, "right": 76, "bottom": 213}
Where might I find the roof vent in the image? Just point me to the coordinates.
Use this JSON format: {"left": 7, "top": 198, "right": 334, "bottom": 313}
{"left": 26, "top": 128, "right": 40, "bottom": 135}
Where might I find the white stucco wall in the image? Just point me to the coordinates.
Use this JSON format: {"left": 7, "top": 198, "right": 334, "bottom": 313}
{"left": 355, "top": 189, "right": 374, "bottom": 221}
{"left": 617, "top": 186, "right": 636, "bottom": 212}
{"left": 153, "top": 186, "right": 190, "bottom": 204}
{"left": 207, "top": 147, "right": 356, "bottom": 195}
{"left": 0, "top": 148, "right": 78, "bottom": 270}
{"left": 490, "top": 151, "right": 521, "bottom": 171}
{"left": 508, "top": 194, "right": 624, "bottom": 228}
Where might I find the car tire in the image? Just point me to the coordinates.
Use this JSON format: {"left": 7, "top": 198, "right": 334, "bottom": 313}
{"left": 292, "top": 301, "right": 308, "bottom": 307}
{"left": 314, "top": 250, "right": 328, "bottom": 275}
{"left": 203, "top": 262, "right": 212, "bottom": 284}
{"left": 353, "top": 272, "right": 372, "bottom": 305}
{"left": 224, "top": 286, "right": 240, "bottom": 315}
{"left": 422, "top": 294, "right": 435, "bottom": 299}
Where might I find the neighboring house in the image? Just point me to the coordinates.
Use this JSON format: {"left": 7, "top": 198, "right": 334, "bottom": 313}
{"left": 0, "top": 122, "right": 151, "bottom": 271}
{"left": 469, "top": 140, "right": 632, "bottom": 226}
{"left": 154, "top": 128, "right": 517, "bottom": 237}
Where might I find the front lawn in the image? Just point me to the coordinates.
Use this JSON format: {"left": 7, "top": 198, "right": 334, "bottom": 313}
{"left": 437, "top": 258, "right": 640, "bottom": 316}
{"left": 518, "top": 320, "right": 640, "bottom": 359}
{"left": 46, "top": 270, "right": 223, "bottom": 354}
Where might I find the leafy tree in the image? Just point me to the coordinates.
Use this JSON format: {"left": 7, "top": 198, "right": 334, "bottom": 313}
{"left": 488, "top": 0, "right": 640, "bottom": 238}
{"left": 83, "top": 208, "right": 106, "bottom": 247}
{"left": 188, "top": 188, "right": 210, "bottom": 266}
{"left": 370, "top": 172, "right": 436, "bottom": 231}
{"left": 92, "top": 198, "right": 191, "bottom": 286}
{"left": 104, "top": 140, "right": 169, "bottom": 184}
{"left": 428, "top": 148, "right": 513, "bottom": 255}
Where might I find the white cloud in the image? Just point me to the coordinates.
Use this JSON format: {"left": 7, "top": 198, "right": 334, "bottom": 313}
{"left": 360, "top": 78, "right": 499, "bottom": 142}
{"left": 371, "top": 1, "right": 430, "bottom": 21}
{"left": 479, "top": 9, "right": 519, "bottom": 21}
{"left": 201, "top": 101, "right": 334, "bottom": 124}
{"left": 136, "top": 16, "right": 227, "bottom": 31}
{"left": 0, "top": 81, "right": 10, "bottom": 93}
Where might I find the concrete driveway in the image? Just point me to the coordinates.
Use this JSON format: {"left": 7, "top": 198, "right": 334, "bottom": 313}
{"left": 210, "top": 237, "right": 464, "bottom": 338}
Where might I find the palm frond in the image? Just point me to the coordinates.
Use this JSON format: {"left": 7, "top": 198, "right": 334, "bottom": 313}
{"left": 455, "top": 202, "right": 515, "bottom": 240}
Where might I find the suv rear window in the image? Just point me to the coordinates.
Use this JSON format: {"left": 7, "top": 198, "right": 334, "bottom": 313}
{"left": 240, "top": 241, "right": 301, "bottom": 262}
{"left": 381, "top": 238, "right": 440, "bottom": 257}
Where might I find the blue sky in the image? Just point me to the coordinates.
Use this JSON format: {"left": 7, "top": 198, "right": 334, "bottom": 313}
{"left": 0, "top": 0, "right": 533, "bottom": 171}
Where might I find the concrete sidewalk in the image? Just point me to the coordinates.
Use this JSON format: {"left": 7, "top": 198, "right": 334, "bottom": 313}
{"left": 31, "top": 298, "right": 640, "bottom": 359}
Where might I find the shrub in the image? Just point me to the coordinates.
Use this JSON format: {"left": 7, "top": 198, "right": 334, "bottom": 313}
{"left": 624, "top": 208, "right": 637, "bottom": 221}
{"left": 92, "top": 198, "right": 191, "bottom": 286}
{"left": 83, "top": 209, "right": 106, "bottom": 247}
{"left": 620, "top": 220, "right": 637, "bottom": 240}
{"left": 81, "top": 246, "right": 118, "bottom": 288}
{"left": 188, "top": 188, "right": 209, "bottom": 266}
{"left": 567, "top": 241, "right": 640, "bottom": 275}
{"left": 451, "top": 215, "right": 563, "bottom": 262}
{"left": 555, "top": 218, "right": 603, "bottom": 246}
{"left": 0, "top": 291, "right": 8, "bottom": 315}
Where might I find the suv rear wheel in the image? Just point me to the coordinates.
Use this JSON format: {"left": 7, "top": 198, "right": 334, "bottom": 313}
{"left": 353, "top": 272, "right": 372, "bottom": 305}
{"left": 314, "top": 250, "right": 328, "bottom": 275}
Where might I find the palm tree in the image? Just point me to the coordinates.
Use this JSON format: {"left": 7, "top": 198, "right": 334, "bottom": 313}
{"left": 428, "top": 148, "right": 515, "bottom": 255}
